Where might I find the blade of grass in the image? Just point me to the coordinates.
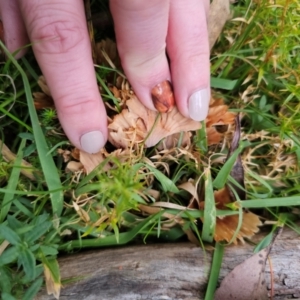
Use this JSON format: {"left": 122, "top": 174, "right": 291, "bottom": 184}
{"left": 195, "top": 121, "right": 208, "bottom": 153}
{"left": 12, "top": 197, "right": 34, "bottom": 218}
{"left": 202, "top": 168, "right": 216, "bottom": 243}
{"left": 204, "top": 242, "right": 224, "bottom": 300}
{"left": 0, "top": 106, "right": 32, "bottom": 132}
{"left": 227, "top": 203, "right": 243, "bottom": 245}
{"left": 210, "top": 77, "right": 238, "bottom": 90}
{"left": 143, "top": 164, "right": 179, "bottom": 193}
{"left": 213, "top": 142, "right": 244, "bottom": 190}
{"left": 40, "top": 256, "right": 61, "bottom": 287}
{"left": 254, "top": 229, "right": 275, "bottom": 253}
{"left": 59, "top": 212, "right": 163, "bottom": 250}
{"left": 96, "top": 73, "right": 121, "bottom": 111}
{"left": 241, "top": 196, "right": 300, "bottom": 208}
{"left": 1, "top": 42, "right": 64, "bottom": 216}
{"left": 246, "top": 170, "right": 274, "bottom": 198}
{"left": 0, "top": 139, "right": 26, "bottom": 223}
{"left": 76, "top": 156, "right": 112, "bottom": 190}
{"left": 21, "top": 57, "right": 39, "bottom": 82}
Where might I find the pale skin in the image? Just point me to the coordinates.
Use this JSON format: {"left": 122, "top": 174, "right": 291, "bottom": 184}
{"left": 0, "top": 0, "right": 210, "bottom": 153}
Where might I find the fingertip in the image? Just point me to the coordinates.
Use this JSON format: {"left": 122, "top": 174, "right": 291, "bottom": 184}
{"left": 171, "top": 55, "right": 210, "bottom": 120}
{"left": 80, "top": 130, "right": 106, "bottom": 154}
{"left": 188, "top": 87, "right": 210, "bottom": 121}
{"left": 167, "top": 0, "right": 210, "bottom": 121}
{"left": 110, "top": 0, "right": 171, "bottom": 112}
{"left": 57, "top": 96, "right": 109, "bottom": 154}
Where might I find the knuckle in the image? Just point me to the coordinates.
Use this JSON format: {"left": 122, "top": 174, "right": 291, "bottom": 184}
{"left": 172, "top": 46, "right": 210, "bottom": 68}
{"left": 28, "top": 9, "right": 85, "bottom": 54}
{"left": 113, "top": 0, "right": 162, "bottom": 12}
{"left": 180, "top": 38, "right": 209, "bottom": 58}
{"left": 58, "top": 97, "right": 97, "bottom": 117}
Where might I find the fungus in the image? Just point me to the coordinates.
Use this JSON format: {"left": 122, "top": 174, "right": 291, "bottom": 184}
{"left": 108, "top": 95, "right": 201, "bottom": 148}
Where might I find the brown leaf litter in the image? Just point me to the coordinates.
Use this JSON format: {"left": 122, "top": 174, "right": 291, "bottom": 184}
{"left": 43, "top": 262, "right": 61, "bottom": 300}
{"left": 33, "top": 76, "right": 55, "bottom": 110}
{"left": 0, "top": 139, "right": 39, "bottom": 181}
{"left": 213, "top": 115, "right": 261, "bottom": 244}
{"left": 213, "top": 187, "right": 261, "bottom": 244}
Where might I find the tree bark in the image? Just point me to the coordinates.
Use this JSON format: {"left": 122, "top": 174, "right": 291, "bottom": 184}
{"left": 36, "top": 227, "right": 300, "bottom": 300}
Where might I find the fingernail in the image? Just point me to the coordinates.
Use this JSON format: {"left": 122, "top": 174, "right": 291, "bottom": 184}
{"left": 188, "top": 88, "right": 210, "bottom": 121}
{"left": 80, "top": 131, "right": 105, "bottom": 154}
{"left": 151, "top": 80, "right": 175, "bottom": 113}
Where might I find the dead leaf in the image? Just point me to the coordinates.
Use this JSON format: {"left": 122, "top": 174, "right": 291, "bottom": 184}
{"left": 57, "top": 149, "right": 71, "bottom": 163}
{"left": 73, "top": 201, "right": 90, "bottom": 223}
{"left": 0, "top": 139, "right": 39, "bottom": 181}
{"left": 0, "top": 240, "right": 10, "bottom": 256}
{"left": 197, "top": 117, "right": 260, "bottom": 244}
{"left": 214, "top": 228, "right": 283, "bottom": 299}
{"left": 37, "top": 75, "right": 51, "bottom": 96}
{"left": 71, "top": 148, "right": 80, "bottom": 160}
{"left": 95, "top": 38, "right": 121, "bottom": 69}
{"left": 211, "top": 186, "right": 261, "bottom": 244}
{"left": 206, "top": 127, "right": 224, "bottom": 145}
{"left": 206, "top": 97, "right": 236, "bottom": 146}
{"left": 178, "top": 180, "right": 200, "bottom": 203}
{"left": 33, "top": 76, "right": 54, "bottom": 109}
{"left": 214, "top": 247, "right": 269, "bottom": 300}
{"left": 210, "top": 114, "right": 260, "bottom": 244}
{"left": 208, "top": 0, "right": 231, "bottom": 49}
{"left": 184, "top": 228, "right": 200, "bottom": 246}
{"left": 206, "top": 98, "right": 236, "bottom": 127}
{"left": 226, "top": 114, "right": 245, "bottom": 200}
{"left": 33, "top": 92, "right": 54, "bottom": 109}
{"left": 43, "top": 263, "right": 61, "bottom": 300}
{"left": 147, "top": 189, "right": 160, "bottom": 201}
{"left": 214, "top": 209, "right": 262, "bottom": 244}
{"left": 65, "top": 161, "right": 83, "bottom": 173}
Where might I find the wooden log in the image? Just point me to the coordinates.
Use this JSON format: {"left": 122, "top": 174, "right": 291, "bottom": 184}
{"left": 36, "top": 227, "right": 300, "bottom": 300}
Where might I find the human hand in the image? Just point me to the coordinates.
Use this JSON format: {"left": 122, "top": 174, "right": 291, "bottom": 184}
{"left": 0, "top": 0, "right": 210, "bottom": 153}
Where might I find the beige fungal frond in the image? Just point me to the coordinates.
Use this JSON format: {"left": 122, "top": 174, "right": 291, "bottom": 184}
{"left": 108, "top": 95, "right": 202, "bottom": 149}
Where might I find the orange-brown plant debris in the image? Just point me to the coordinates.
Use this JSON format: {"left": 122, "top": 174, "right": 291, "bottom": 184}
{"left": 33, "top": 76, "right": 55, "bottom": 110}
{"left": 213, "top": 187, "right": 262, "bottom": 244}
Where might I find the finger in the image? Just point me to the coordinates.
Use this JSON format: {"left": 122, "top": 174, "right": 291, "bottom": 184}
{"left": 0, "top": 0, "right": 29, "bottom": 58}
{"left": 167, "top": 0, "right": 210, "bottom": 121}
{"left": 110, "top": 0, "right": 171, "bottom": 111}
{"left": 18, "top": 0, "right": 107, "bottom": 153}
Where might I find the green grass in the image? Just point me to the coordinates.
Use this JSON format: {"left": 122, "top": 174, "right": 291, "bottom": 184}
{"left": 0, "top": 0, "right": 299, "bottom": 299}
